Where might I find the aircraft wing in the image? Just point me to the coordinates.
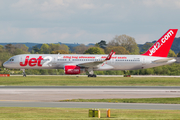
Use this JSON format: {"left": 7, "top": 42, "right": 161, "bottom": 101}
{"left": 152, "top": 58, "right": 176, "bottom": 64}
{"left": 78, "top": 50, "right": 114, "bottom": 68}
{"left": 78, "top": 61, "right": 105, "bottom": 68}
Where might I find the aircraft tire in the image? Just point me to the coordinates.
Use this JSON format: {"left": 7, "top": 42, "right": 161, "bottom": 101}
{"left": 88, "top": 74, "right": 96, "bottom": 77}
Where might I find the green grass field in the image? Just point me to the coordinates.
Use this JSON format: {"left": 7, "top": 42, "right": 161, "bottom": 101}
{"left": 1, "top": 76, "right": 180, "bottom": 119}
{"left": 0, "top": 76, "right": 180, "bottom": 86}
{"left": 60, "top": 97, "right": 180, "bottom": 104}
{"left": 0, "top": 107, "right": 180, "bottom": 119}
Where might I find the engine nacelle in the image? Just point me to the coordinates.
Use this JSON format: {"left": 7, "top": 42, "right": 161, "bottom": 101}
{"left": 64, "top": 65, "right": 85, "bottom": 75}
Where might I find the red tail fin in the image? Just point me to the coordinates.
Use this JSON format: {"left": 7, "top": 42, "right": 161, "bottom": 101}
{"left": 142, "top": 29, "right": 178, "bottom": 57}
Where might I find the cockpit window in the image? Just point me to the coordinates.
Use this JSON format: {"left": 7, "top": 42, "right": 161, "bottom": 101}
{"left": 9, "top": 59, "right": 14, "bottom": 61}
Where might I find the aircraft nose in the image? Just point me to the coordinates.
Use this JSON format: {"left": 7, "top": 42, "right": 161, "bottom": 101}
{"left": 3, "top": 61, "right": 8, "bottom": 68}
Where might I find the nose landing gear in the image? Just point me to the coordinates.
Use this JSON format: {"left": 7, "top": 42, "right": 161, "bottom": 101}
{"left": 21, "top": 69, "right": 26, "bottom": 77}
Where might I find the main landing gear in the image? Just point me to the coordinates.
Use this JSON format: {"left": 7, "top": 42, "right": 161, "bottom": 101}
{"left": 87, "top": 68, "right": 97, "bottom": 77}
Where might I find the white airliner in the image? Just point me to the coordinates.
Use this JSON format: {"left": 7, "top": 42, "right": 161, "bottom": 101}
{"left": 3, "top": 29, "right": 178, "bottom": 77}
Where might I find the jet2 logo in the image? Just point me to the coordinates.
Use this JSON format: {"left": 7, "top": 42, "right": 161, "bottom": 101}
{"left": 149, "top": 42, "right": 161, "bottom": 56}
{"left": 149, "top": 30, "right": 174, "bottom": 56}
{"left": 20, "top": 56, "right": 52, "bottom": 67}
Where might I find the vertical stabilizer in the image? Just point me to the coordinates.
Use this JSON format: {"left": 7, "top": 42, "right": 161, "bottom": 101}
{"left": 142, "top": 29, "right": 178, "bottom": 57}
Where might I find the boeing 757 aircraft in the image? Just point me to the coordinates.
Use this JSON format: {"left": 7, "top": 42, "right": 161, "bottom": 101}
{"left": 3, "top": 29, "right": 178, "bottom": 77}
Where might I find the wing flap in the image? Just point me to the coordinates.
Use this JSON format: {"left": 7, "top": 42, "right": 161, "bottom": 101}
{"left": 78, "top": 61, "right": 104, "bottom": 68}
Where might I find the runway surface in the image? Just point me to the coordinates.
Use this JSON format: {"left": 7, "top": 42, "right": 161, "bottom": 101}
{"left": 0, "top": 86, "right": 180, "bottom": 101}
{"left": 0, "top": 86, "right": 180, "bottom": 110}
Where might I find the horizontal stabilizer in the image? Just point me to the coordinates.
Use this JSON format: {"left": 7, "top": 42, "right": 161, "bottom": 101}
{"left": 152, "top": 58, "right": 176, "bottom": 64}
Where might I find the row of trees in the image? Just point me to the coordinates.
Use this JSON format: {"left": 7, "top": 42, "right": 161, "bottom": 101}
{"left": 31, "top": 43, "right": 69, "bottom": 54}
{"left": 73, "top": 35, "right": 139, "bottom": 55}
{"left": 28, "top": 34, "right": 139, "bottom": 55}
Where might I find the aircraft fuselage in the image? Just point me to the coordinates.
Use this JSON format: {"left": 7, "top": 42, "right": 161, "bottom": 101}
{"left": 3, "top": 54, "right": 176, "bottom": 71}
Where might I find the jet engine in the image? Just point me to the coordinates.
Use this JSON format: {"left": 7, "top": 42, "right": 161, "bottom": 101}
{"left": 64, "top": 65, "right": 85, "bottom": 74}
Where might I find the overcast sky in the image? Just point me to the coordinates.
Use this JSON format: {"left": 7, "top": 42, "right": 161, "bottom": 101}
{"left": 0, "top": 0, "right": 180, "bottom": 44}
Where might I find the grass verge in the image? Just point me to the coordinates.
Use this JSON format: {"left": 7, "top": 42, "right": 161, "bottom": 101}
{"left": 0, "top": 76, "right": 180, "bottom": 86}
{"left": 0, "top": 107, "right": 180, "bottom": 119}
{"left": 59, "top": 97, "right": 180, "bottom": 104}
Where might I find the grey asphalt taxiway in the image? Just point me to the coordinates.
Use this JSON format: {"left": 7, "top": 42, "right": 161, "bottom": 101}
{"left": 0, "top": 86, "right": 180, "bottom": 110}
{"left": 1, "top": 101, "right": 180, "bottom": 110}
